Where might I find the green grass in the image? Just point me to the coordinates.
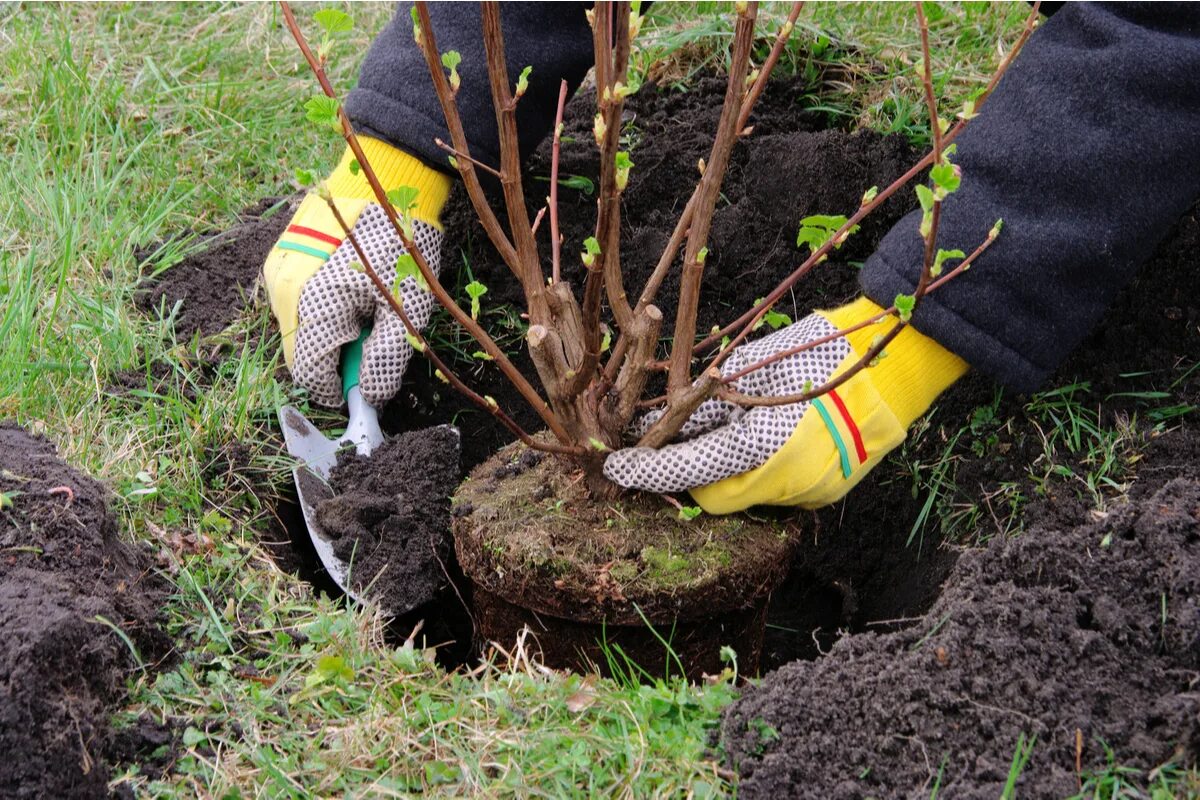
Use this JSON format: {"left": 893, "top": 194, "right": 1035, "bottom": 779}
{"left": 637, "top": 1, "right": 1034, "bottom": 146}
{"left": 2, "top": 3, "right": 1195, "bottom": 797}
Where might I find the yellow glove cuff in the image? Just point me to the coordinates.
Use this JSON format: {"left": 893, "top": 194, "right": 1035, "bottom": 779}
{"left": 820, "top": 296, "right": 968, "bottom": 429}
{"left": 325, "top": 137, "right": 453, "bottom": 228}
{"left": 688, "top": 297, "right": 968, "bottom": 513}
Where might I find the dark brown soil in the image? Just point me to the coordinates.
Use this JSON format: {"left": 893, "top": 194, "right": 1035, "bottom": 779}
{"left": 721, "top": 474, "right": 1200, "bottom": 799}
{"left": 315, "top": 426, "right": 461, "bottom": 615}
{"left": 134, "top": 195, "right": 296, "bottom": 339}
{"left": 0, "top": 423, "right": 172, "bottom": 799}
{"left": 453, "top": 436, "right": 800, "bottom": 677}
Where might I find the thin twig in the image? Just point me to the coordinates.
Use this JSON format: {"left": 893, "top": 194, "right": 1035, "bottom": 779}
{"left": 433, "top": 137, "right": 502, "bottom": 179}
{"left": 736, "top": 1, "right": 805, "bottom": 133}
{"left": 550, "top": 79, "right": 568, "bottom": 284}
{"left": 720, "top": 231, "right": 996, "bottom": 384}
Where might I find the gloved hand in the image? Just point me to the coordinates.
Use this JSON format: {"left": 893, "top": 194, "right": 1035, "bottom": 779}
{"left": 603, "top": 297, "right": 969, "bottom": 514}
{"left": 263, "top": 137, "right": 452, "bottom": 408}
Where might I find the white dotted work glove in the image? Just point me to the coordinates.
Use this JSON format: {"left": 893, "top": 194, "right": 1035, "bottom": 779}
{"left": 291, "top": 203, "right": 443, "bottom": 408}
{"left": 603, "top": 310, "right": 909, "bottom": 514}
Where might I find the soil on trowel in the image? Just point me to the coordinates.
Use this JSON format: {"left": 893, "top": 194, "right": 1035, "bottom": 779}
{"left": 313, "top": 426, "right": 461, "bottom": 615}
{"left": 0, "top": 423, "right": 172, "bottom": 799}
{"left": 720, "top": 476, "right": 1200, "bottom": 799}
{"left": 135, "top": 195, "right": 296, "bottom": 339}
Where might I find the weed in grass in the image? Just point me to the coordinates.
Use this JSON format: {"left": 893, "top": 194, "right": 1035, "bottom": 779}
{"left": 1000, "top": 732, "right": 1037, "bottom": 800}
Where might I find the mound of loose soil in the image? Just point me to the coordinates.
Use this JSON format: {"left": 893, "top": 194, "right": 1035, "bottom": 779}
{"left": 135, "top": 195, "right": 296, "bottom": 339}
{"left": 720, "top": 476, "right": 1200, "bottom": 799}
{"left": 314, "top": 425, "right": 461, "bottom": 615}
{"left": 0, "top": 423, "right": 171, "bottom": 799}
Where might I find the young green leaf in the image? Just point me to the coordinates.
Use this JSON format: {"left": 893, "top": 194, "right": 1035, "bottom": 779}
{"left": 441, "top": 50, "right": 462, "bottom": 91}
{"left": 893, "top": 293, "right": 916, "bottom": 323}
{"left": 614, "top": 151, "right": 634, "bottom": 190}
{"left": 600, "top": 326, "right": 612, "bottom": 353}
{"left": 988, "top": 218, "right": 1004, "bottom": 240}
{"left": 410, "top": 6, "right": 421, "bottom": 41}
{"left": 464, "top": 280, "right": 488, "bottom": 320}
{"left": 929, "top": 162, "right": 961, "bottom": 197}
{"left": 472, "top": 351, "right": 494, "bottom": 361}
{"left": 931, "top": 248, "right": 965, "bottom": 277}
{"left": 516, "top": 65, "right": 532, "bottom": 97}
{"left": 678, "top": 505, "right": 703, "bottom": 521}
{"left": 405, "top": 332, "right": 426, "bottom": 353}
{"left": 393, "top": 253, "right": 427, "bottom": 291}
{"left": 303, "top": 96, "right": 341, "bottom": 130}
{"left": 915, "top": 184, "right": 935, "bottom": 214}
{"left": 763, "top": 309, "right": 792, "bottom": 330}
{"left": 860, "top": 185, "right": 879, "bottom": 206}
{"left": 313, "top": 8, "right": 353, "bottom": 33}
{"left": 386, "top": 185, "right": 420, "bottom": 212}
{"left": 796, "top": 214, "right": 859, "bottom": 255}
{"left": 295, "top": 168, "right": 314, "bottom": 186}
{"left": 348, "top": 159, "right": 360, "bottom": 176}
{"left": 587, "top": 437, "right": 608, "bottom": 452}
{"left": 696, "top": 246, "right": 708, "bottom": 265}
{"left": 434, "top": 369, "right": 449, "bottom": 384}
{"left": 581, "top": 236, "right": 602, "bottom": 267}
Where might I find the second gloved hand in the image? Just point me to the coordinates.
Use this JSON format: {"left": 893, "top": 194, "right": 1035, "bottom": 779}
{"left": 263, "top": 137, "right": 452, "bottom": 408}
{"left": 603, "top": 298, "right": 969, "bottom": 514}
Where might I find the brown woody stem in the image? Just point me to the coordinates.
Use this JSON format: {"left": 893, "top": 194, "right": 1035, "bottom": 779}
{"left": 412, "top": 3, "right": 522, "bottom": 283}
{"left": 479, "top": 3, "right": 548, "bottom": 321}
{"left": 665, "top": 3, "right": 757, "bottom": 397}
{"left": 550, "top": 79, "right": 569, "bottom": 285}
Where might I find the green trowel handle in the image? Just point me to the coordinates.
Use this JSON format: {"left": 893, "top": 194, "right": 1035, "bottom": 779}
{"left": 339, "top": 327, "right": 370, "bottom": 399}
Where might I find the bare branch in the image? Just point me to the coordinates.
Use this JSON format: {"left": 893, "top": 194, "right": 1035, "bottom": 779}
{"left": 479, "top": 3, "right": 548, "bottom": 319}
{"left": 666, "top": 2, "right": 758, "bottom": 395}
{"left": 550, "top": 79, "right": 569, "bottom": 285}
{"left": 412, "top": 3, "right": 522, "bottom": 284}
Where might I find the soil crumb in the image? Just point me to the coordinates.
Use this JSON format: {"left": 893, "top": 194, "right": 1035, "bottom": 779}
{"left": 0, "top": 422, "right": 171, "bottom": 799}
{"left": 315, "top": 425, "right": 461, "bottom": 614}
{"left": 135, "top": 195, "right": 296, "bottom": 338}
{"left": 720, "top": 478, "right": 1200, "bottom": 799}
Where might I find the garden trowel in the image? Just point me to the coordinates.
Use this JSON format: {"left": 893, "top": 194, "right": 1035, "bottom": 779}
{"left": 279, "top": 329, "right": 382, "bottom": 608}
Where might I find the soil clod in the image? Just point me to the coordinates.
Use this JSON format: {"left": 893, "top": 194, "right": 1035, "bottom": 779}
{"left": 0, "top": 423, "right": 171, "bottom": 799}
{"left": 314, "top": 425, "right": 462, "bottom": 615}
